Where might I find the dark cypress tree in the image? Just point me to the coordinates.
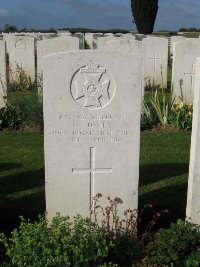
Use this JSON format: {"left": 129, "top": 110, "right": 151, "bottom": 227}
{"left": 131, "top": 0, "right": 159, "bottom": 34}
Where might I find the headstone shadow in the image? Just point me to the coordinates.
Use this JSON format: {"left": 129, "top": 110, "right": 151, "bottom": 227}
{"left": 0, "top": 168, "right": 45, "bottom": 233}
{"left": 139, "top": 163, "right": 189, "bottom": 186}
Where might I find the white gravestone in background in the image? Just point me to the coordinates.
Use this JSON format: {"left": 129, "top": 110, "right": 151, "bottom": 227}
{"left": 170, "top": 36, "right": 186, "bottom": 53}
{"left": 84, "top": 33, "right": 103, "bottom": 49}
{"left": 6, "top": 35, "right": 35, "bottom": 82}
{"left": 37, "top": 36, "right": 79, "bottom": 83}
{"left": 0, "top": 41, "right": 7, "bottom": 108}
{"left": 97, "top": 35, "right": 135, "bottom": 50}
{"left": 186, "top": 57, "right": 200, "bottom": 224}
{"left": 72, "top": 33, "right": 84, "bottom": 49}
{"left": 96, "top": 36, "right": 114, "bottom": 50}
{"left": 101, "top": 39, "right": 145, "bottom": 98}
{"left": 43, "top": 50, "right": 143, "bottom": 220}
{"left": 172, "top": 39, "right": 200, "bottom": 103}
{"left": 144, "top": 37, "right": 168, "bottom": 88}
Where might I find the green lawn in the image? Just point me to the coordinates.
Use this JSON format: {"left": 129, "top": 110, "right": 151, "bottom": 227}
{"left": 0, "top": 131, "right": 45, "bottom": 233}
{"left": 139, "top": 131, "right": 191, "bottom": 224}
{"left": 0, "top": 131, "right": 191, "bottom": 233}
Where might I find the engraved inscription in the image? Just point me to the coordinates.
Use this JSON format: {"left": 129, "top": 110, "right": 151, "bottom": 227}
{"left": 72, "top": 147, "right": 112, "bottom": 207}
{"left": 49, "top": 113, "right": 135, "bottom": 143}
{"left": 70, "top": 60, "right": 116, "bottom": 110}
{"left": 15, "top": 39, "right": 27, "bottom": 49}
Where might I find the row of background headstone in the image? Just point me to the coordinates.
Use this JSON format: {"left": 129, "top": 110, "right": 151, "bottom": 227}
{"left": 1, "top": 32, "right": 200, "bottom": 108}
{"left": 0, "top": 32, "right": 168, "bottom": 106}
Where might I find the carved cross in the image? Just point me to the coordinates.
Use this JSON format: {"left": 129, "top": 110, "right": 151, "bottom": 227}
{"left": 72, "top": 147, "right": 112, "bottom": 207}
{"left": 148, "top": 52, "right": 161, "bottom": 73}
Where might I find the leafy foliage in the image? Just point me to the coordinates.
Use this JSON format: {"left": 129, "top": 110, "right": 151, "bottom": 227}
{"left": 146, "top": 219, "right": 200, "bottom": 267}
{"left": 0, "top": 214, "right": 113, "bottom": 267}
{"left": 90, "top": 194, "right": 167, "bottom": 266}
{"left": 172, "top": 101, "right": 193, "bottom": 130}
{"left": 9, "top": 92, "right": 43, "bottom": 131}
{"left": 8, "top": 65, "right": 37, "bottom": 93}
{"left": 0, "top": 104, "right": 21, "bottom": 129}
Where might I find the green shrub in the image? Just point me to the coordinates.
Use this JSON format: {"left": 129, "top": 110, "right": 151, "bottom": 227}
{"left": 0, "top": 214, "right": 113, "bottom": 267}
{"left": 3, "top": 66, "right": 43, "bottom": 131}
{"left": 107, "top": 231, "right": 144, "bottom": 266}
{"left": 172, "top": 101, "right": 193, "bottom": 130}
{"left": 8, "top": 92, "right": 43, "bottom": 131}
{"left": 0, "top": 104, "right": 21, "bottom": 129}
{"left": 8, "top": 65, "right": 37, "bottom": 93}
{"left": 141, "top": 100, "right": 159, "bottom": 131}
{"left": 141, "top": 113, "right": 153, "bottom": 131}
{"left": 84, "top": 39, "right": 91, "bottom": 49}
{"left": 90, "top": 194, "right": 162, "bottom": 266}
{"left": 146, "top": 219, "right": 200, "bottom": 267}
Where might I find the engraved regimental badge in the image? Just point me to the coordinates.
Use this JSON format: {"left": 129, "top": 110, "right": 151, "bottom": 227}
{"left": 15, "top": 39, "right": 27, "bottom": 49}
{"left": 70, "top": 60, "right": 115, "bottom": 110}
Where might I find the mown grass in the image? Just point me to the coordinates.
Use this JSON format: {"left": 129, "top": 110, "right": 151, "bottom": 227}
{"left": 139, "top": 131, "right": 191, "bottom": 226}
{"left": 0, "top": 131, "right": 45, "bottom": 233}
{"left": 0, "top": 130, "right": 191, "bottom": 233}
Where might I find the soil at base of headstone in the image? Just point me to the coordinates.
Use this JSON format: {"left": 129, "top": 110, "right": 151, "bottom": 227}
{"left": 149, "top": 123, "right": 181, "bottom": 132}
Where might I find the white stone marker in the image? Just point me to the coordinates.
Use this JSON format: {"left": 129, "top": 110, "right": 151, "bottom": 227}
{"left": 100, "top": 39, "right": 145, "bottom": 98}
{"left": 170, "top": 36, "right": 186, "bottom": 53}
{"left": 101, "top": 38, "right": 142, "bottom": 52}
{"left": 6, "top": 35, "right": 35, "bottom": 82}
{"left": 172, "top": 39, "right": 200, "bottom": 103}
{"left": 72, "top": 32, "right": 84, "bottom": 49}
{"left": 84, "top": 33, "right": 103, "bottom": 49}
{"left": 43, "top": 50, "right": 143, "bottom": 220}
{"left": 37, "top": 36, "right": 79, "bottom": 81}
{"left": 186, "top": 57, "right": 200, "bottom": 224}
{"left": 0, "top": 41, "right": 7, "bottom": 108}
{"left": 144, "top": 37, "right": 168, "bottom": 88}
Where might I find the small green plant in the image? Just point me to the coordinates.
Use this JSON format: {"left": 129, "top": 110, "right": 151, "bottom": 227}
{"left": 8, "top": 65, "right": 37, "bottom": 93}
{"left": 172, "top": 101, "right": 193, "bottom": 130}
{"left": 141, "top": 100, "right": 158, "bottom": 130}
{"left": 84, "top": 39, "right": 91, "bottom": 49}
{"left": 0, "top": 213, "right": 113, "bottom": 267}
{"left": 90, "top": 194, "right": 168, "bottom": 266}
{"left": 142, "top": 67, "right": 193, "bottom": 130}
{"left": 168, "top": 52, "right": 173, "bottom": 67}
{"left": 8, "top": 92, "right": 43, "bottom": 131}
{"left": 149, "top": 69, "right": 175, "bottom": 125}
{"left": 0, "top": 104, "right": 21, "bottom": 129}
{"left": 146, "top": 219, "right": 200, "bottom": 267}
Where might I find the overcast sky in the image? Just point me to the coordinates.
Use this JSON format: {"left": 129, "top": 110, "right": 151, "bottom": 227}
{"left": 0, "top": 0, "right": 199, "bottom": 31}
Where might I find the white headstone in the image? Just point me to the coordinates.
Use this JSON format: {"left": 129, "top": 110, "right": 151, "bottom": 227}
{"left": 100, "top": 39, "right": 145, "bottom": 98}
{"left": 144, "top": 37, "right": 168, "bottom": 88}
{"left": 6, "top": 35, "right": 35, "bottom": 82}
{"left": 97, "top": 36, "right": 118, "bottom": 50}
{"left": 172, "top": 39, "right": 200, "bottom": 103}
{"left": 41, "top": 33, "right": 58, "bottom": 40}
{"left": 170, "top": 36, "right": 186, "bottom": 53}
{"left": 37, "top": 36, "right": 80, "bottom": 82}
{"left": 84, "top": 33, "right": 103, "bottom": 49}
{"left": 0, "top": 41, "right": 7, "bottom": 108}
{"left": 72, "top": 33, "right": 84, "bottom": 49}
{"left": 43, "top": 50, "right": 143, "bottom": 220}
{"left": 186, "top": 57, "right": 200, "bottom": 224}
{"left": 101, "top": 38, "right": 142, "bottom": 52}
